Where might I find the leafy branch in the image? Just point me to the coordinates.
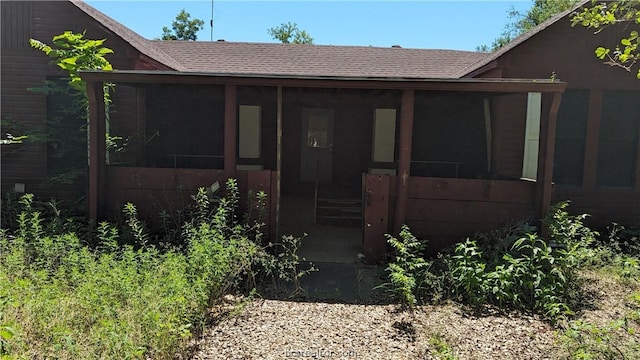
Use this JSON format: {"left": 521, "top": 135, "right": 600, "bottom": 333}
{"left": 571, "top": 0, "right": 640, "bottom": 79}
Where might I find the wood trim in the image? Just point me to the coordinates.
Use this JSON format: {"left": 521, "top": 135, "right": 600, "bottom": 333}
{"left": 540, "top": 92, "right": 562, "bottom": 221}
{"left": 81, "top": 71, "right": 567, "bottom": 94}
{"left": 583, "top": 89, "right": 603, "bottom": 190}
{"left": 636, "top": 114, "right": 640, "bottom": 190}
{"left": 393, "top": 89, "right": 415, "bottom": 233}
{"left": 88, "top": 81, "right": 106, "bottom": 220}
{"left": 136, "top": 88, "right": 146, "bottom": 166}
{"left": 273, "top": 85, "right": 283, "bottom": 242}
{"left": 224, "top": 85, "right": 237, "bottom": 177}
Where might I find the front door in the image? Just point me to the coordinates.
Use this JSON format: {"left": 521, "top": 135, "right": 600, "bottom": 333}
{"left": 300, "top": 108, "right": 334, "bottom": 182}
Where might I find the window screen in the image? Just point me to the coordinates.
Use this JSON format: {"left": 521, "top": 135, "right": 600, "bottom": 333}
{"left": 596, "top": 90, "right": 640, "bottom": 187}
{"left": 553, "top": 89, "right": 588, "bottom": 186}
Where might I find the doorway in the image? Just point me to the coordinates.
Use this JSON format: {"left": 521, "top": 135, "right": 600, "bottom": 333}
{"left": 300, "top": 108, "right": 334, "bottom": 182}
{"left": 278, "top": 107, "right": 363, "bottom": 264}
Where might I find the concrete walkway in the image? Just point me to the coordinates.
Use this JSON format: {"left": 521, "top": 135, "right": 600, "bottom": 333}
{"left": 295, "top": 262, "right": 390, "bottom": 304}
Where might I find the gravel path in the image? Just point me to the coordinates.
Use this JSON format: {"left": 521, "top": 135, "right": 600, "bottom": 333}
{"left": 191, "top": 270, "right": 638, "bottom": 360}
{"left": 192, "top": 297, "right": 560, "bottom": 360}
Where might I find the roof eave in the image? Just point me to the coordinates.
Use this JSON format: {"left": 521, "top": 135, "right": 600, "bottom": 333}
{"left": 80, "top": 69, "right": 567, "bottom": 93}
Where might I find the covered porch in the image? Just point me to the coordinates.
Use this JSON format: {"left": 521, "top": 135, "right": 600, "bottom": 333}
{"left": 82, "top": 70, "right": 565, "bottom": 262}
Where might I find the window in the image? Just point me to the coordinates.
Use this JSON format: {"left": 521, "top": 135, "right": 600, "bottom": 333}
{"left": 597, "top": 90, "right": 640, "bottom": 187}
{"left": 411, "top": 92, "right": 487, "bottom": 178}
{"left": 238, "top": 105, "right": 261, "bottom": 159}
{"left": 553, "top": 90, "right": 588, "bottom": 186}
{"left": 372, "top": 108, "right": 396, "bottom": 163}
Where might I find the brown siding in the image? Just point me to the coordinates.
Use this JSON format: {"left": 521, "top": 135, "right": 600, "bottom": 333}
{"left": 485, "top": 17, "right": 640, "bottom": 226}
{"left": 553, "top": 187, "right": 640, "bottom": 230}
{"left": 1, "top": 1, "right": 146, "bottom": 203}
{"left": 490, "top": 94, "right": 526, "bottom": 178}
{"left": 405, "top": 177, "right": 535, "bottom": 255}
{"left": 104, "top": 167, "right": 272, "bottom": 232}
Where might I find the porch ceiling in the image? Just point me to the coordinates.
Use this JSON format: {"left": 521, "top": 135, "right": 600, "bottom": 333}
{"left": 81, "top": 70, "right": 567, "bottom": 93}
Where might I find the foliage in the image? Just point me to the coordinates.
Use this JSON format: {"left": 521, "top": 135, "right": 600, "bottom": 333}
{"left": 28, "top": 31, "right": 116, "bottom": 188}
{"left": 29, "top": 31, "right": 113, "bottom": 93}
{"left": 0, "top": 132, "right": 28, "bottom": 146}
{"left": 560, "top": 293, "right": 640, "bottom": 359}
{"left": 267, "top": 22, "right": 314, "bottom": 44}
{"left": 571, "top": 0, "right": 640, "bottom": 79}
{"left": 161, "top": 9, "right": 204, "bottom": 41}
{"left": 428, "top": 333, "right": 459, "bottom": 360}
{"left": 381, "top": 225, "right": 432, "bottom": 307}
{"left": 383, "top": 202, "right": 598, "bottom": 321}
{"left": 0, "top": 179, "right": 312, "bottom": 359}
{"left": 477, "top": 0, "right": 578, "bottom": 52}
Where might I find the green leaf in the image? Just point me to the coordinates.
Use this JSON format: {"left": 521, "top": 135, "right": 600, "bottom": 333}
{"left": 0, "top": 326, "right": 15, "bottom": 340}
{"left": 621, "top": 38, "right": 632, "bottom": 46}
{"left": 594, "top": 47, "right": 609, "bottom": 59}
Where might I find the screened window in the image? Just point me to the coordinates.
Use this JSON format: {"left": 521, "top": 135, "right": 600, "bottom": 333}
{"left": 596, "top": 90, "right": 640, "bottom": 187}
{"left": 553, "top": 89, "right": 589, "bottom": 186}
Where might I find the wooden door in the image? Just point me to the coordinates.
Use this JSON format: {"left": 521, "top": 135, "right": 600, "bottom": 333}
{"left": 300, "top": 109, "right": 334, "bottom": 182}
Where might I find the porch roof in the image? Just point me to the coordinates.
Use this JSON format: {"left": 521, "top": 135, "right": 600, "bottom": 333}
{"left": 81, "top": 69, "right": 567, "bottom": 93}
{"left": 151, "top": 41, "right": 486, "bottom": 79}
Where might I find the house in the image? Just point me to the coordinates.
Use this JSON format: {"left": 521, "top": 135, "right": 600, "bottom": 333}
{"left": 2, "top": 1, "right": 637, "bottom": 261}
{"left": 460, "top": 6, "right": 640, "bottom": 229}
{"left": 1, "top": 0, "right": 174, "bottom": 203}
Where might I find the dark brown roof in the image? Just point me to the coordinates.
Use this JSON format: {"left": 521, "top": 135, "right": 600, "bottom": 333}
{"left": 71, "top": 0, "right": 185, "bottom": 70}
{"left": 151, "top": 41, "right": 486, "bottom": 79}
{"left": 457, "top": 0, "right": 589, "bottom": 77}
{"left": 72, "top": 0, "right": 484, "bottom": 79}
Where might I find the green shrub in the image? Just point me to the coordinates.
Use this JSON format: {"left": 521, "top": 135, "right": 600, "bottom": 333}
{"left": 383, "top": 202, "right": 596, "bottom": 321}
{"left": 0, "top": 178, "right": 299, "bottom": 359}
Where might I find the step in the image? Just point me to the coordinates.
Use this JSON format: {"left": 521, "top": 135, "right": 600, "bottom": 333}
{"left": 318, "top": 215, "right": 363, "bottom": 221}
{"left": 317, "top": 198, "right": 362, "bottom": 205}
{"left": 317, "top": 206, "right": 362, "bottom": 213}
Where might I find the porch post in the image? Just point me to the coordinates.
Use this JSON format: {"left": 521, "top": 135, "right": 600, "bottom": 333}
{"left": 224, "top": 85, "right": 237, "bottom": 178}
{"left": 87, "top": 81, "right": 106, "bottom": 220}
{"left": 271, "top": 85, "right": 283, "bottom": 242}
{"left": 393, "top": 89, "right": 415, "bottom": 234}
{"left": 539, "top": 91, "right": 562, "bottom": 222}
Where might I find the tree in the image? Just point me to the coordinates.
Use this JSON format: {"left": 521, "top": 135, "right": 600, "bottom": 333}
{"left": 267, "top": 22, "right": 314, "bottom": 44}
{"left": 477, "top": 0, "right": 578, "bottom": 52}
{"left": 571, "top": 0, "right": 640, "bottom": 79}
{"left": 161, "top": 9, "right": 204, "bottom": 41}
{"left": 29, "top": 31, "right": 117, "bottom": 186}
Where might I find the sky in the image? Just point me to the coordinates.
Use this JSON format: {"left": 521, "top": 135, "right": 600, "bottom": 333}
{"left": 85, "top": 0, "right": 534, "bottom": 51}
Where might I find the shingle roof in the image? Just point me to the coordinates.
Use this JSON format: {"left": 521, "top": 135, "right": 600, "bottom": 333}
{"left": 72, "top": 0, "right": 485, "bottom": 79}
{"left": 71, "top": 0, "right": 185, "bottom": 71}
{"left": 457, "top": 0, "right": 589, "bottom": 78}
{"left": 151, "top": 40, "right": 486, "bottom": 79}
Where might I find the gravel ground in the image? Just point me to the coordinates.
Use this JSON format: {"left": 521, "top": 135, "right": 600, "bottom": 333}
{"left": 191, "top": 298, "right": 559, "bottom": 360}
{"left": 191, "top": 272, "right": 638, "bottom": 360}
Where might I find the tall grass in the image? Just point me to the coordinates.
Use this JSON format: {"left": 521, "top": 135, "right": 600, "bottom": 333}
{"left": 0, "top": 180, "right": 271, "bottom": 359}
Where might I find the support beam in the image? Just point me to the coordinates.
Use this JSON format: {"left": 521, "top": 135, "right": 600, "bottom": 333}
{"left": 271, "top": 86, "right": 283, "bottom": 242}
{"left": 393, "top": 89, "right": 415, "bottom": 234}
{"left": 583, "top": 89, "right": 603, "bottom": 190}
{"left": 540, "top": 92, "right": 563, "bottom": 221}
{"left": 224, "top": 85, "right": 237, "bottom": 178}
{"left": 88, "top": 81, "right": 106, "bottom": 220}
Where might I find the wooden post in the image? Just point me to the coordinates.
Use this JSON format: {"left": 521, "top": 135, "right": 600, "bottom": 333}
{"left": 393, "top": 89, "right": 415, "bottom": 234}
{"left": 224, "top": 84, "right": 237, "bottom": 178}
{"left": 583, "top": 89, "right": 602, "bottom": 190}
{"left": 88, "top": 81, "right": 106, "bottom": 220}
{"left": 540, "top": 91, "right": 562, "bottom": 222}
{"left": 271, "top": 85, "right": 283, "bottom": 242}
{"left": 136, "top": 88, "right": 146, "bottom": 166}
